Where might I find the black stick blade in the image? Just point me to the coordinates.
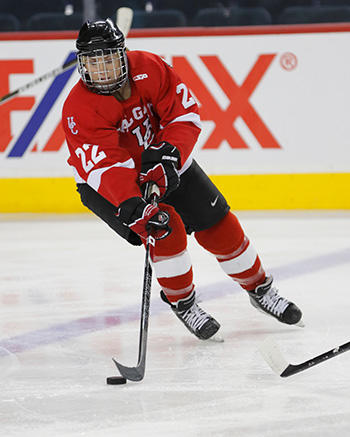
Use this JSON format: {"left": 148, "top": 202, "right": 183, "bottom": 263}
{"left": 112, "top": 358, "right": 145, "bottom": 381}
{"left": 280, "top": 364, "right": 303, "bottom": 377}
{"left": 259, "top": 338, "right": 350, "bottom": 378}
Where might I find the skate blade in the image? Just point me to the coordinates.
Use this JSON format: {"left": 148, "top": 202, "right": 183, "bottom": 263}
{"left": 295, "top": 318, "right": 305, "bottom": 328}
{"left": 209, "top": 333, "right": 224, "bottom": 343}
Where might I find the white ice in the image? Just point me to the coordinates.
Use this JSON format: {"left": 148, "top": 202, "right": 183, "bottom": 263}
{"left": 0, "top": 211, "right": 349, "bottom": 437}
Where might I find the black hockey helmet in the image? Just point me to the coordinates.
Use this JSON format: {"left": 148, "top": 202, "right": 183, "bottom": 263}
{"left": 76, "top": 18, "right": 128, "bottom": 95}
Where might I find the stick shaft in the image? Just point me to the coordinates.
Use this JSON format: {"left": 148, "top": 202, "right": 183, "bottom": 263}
{"left": 112, "top": 184, "right": 158, "bottom": 381}
{"left": 281, "top": 341, "right": 350, "bottom": 377}
{"left": 0, "top": 58, "right": 77, "bottom": 104}
{"left": 137, "top": 234, "right": 153, "bottom": 364}
{"left": 112, "top": 235, "right": 153, "bottom": 381}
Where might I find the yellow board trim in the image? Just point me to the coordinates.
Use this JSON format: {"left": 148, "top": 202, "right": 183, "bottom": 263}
{"left": 211, "top": 173, "right": 350, "bottom": 210}
{"left": 0, "top": 173, "right": 349, "bottom": 212}
{"left": 0, "top": 177, "right": 86, "bottom": 213}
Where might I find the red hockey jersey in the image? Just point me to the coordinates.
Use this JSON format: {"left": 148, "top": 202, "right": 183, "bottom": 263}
{"left": 62, "top": 50, "right": 201, "bottom": 207}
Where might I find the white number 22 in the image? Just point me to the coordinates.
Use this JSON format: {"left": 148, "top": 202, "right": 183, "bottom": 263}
{"left": 176, "top": 83, "right": 195, "bottom": 109}
{"left": 75, "top": 144, "right": 106, "bottom": 173}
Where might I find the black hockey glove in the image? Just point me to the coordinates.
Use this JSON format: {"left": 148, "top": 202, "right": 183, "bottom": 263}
{"left": 117, "top": 197, "right": 171, "bottom": 240}
{"left": 139, "top": 142, "right": 181, "bottom": 200}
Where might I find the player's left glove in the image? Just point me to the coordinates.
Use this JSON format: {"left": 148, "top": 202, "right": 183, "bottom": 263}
{"left": 139, "top": 142, "right": 181, "bottom": 200}
{"left": 117, "top": 197, "right": 171, "bottom": 240}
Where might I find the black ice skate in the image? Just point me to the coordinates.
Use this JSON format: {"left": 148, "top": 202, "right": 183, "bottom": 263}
{"left": 247, "top": 276, "right": 304, "bottom": 326}
{"left": 160, "top": 290, "right": 220, "bottom": 340}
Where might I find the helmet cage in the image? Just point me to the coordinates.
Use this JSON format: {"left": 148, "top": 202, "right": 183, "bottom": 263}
{"left": 77, "top": 46, "right": 128, "bottom": 95}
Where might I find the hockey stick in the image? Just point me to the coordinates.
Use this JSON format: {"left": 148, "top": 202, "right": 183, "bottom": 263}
{"left": 0, "top": 58, "right": 77, "bottom": 104}
{"left": 259, "top": 338, "right": 350, "bottom": 377}
{"left": 112, "top": 184, "right": 160, "bottom": 382}
{"left": 116, "top": 7, "right": 134, "bottom": 37}
{"left": 0, "top": 7, "right": 133, "bottom": 105}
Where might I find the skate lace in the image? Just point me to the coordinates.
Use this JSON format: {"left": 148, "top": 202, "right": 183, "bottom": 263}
{"left": 180, "top": 304, "right": 209, "bottom": 331}
{"left": 258, "top": 287, "right": 289, "bottom": 316}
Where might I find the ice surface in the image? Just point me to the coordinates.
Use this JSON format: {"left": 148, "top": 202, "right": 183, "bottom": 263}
{"left": 0, "top": 211, "right": 349, "bottom": 437}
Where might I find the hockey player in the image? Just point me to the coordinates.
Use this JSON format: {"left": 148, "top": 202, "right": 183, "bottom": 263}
{"left": 62, "top": 19, "right": 303, "bottom": 341}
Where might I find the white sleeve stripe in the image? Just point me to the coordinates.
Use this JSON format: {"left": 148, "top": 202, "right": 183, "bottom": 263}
{"left": 162, "top": 113, "right": 202, "bottom": 130}
{"left": 87, "top": 158, "right": 135, "bottom": 191}
{"left": 179, "top": 152, "right": 193, "bottom": 175}
{"left": 71, "top": 166, "right": 86, "bottom": 183}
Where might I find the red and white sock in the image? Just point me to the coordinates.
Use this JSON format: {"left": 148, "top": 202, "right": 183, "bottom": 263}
{"left": 195, "top": 212, "right": 266, "bottom": 291}
{"left": 151, "top": 204, "right": 194, "bottom": 303}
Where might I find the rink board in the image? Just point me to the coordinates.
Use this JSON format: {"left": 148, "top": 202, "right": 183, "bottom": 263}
{"left": 0, "top": 25, "right": 349, "bottom": 211}
{"left": 1, "top": 173, "right": 349, "bottom": 212}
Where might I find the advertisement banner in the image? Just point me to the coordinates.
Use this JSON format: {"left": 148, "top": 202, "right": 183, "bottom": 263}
{"left": 0, "top": 26, "right": 349, "bottom": 210}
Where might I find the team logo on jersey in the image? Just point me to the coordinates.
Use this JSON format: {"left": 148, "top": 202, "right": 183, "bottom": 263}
{"left": 67, "top": 116, "right": 78, "bottom": 135}
{"left": 133, "top": 73, "right": 148, "bottom": 81}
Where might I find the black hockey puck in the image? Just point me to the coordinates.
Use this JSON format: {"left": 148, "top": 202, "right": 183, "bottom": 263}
{"left": 106, "top": 376, "right": 127, "bottom": 385}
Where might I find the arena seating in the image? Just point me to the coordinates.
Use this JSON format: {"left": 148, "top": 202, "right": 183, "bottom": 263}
{"left": 193, "top": 7, "right": 272, "bottom": 26}
{"left": 0, "top": 13, "right": 20, "bottom": 31}
{"left": 277, "top": 5, "right": 350, "bottom": 24}
{"left": 132, "top": 9, "right": 187, "bottom": 28}
{"left": 319, "top": 0, "right": 350, "bottom": 5}
{"left": 26, "top": 12, "right": 83, "bottom": 31}
{"left": 1, "top": 0, "right": 350, "bottom": 31}
{"left": 0, "top": 0, "right": 82, "bottom": 31}
{"left": 97, "top": 0, "right": 143, "bottom": 21}
{"left": 192, "top": 8, "right": 232, "bottom": 27}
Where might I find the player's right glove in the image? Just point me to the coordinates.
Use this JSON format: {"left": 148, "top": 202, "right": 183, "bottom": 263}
{"left": 139, "top": 142, "right": 181, "bottom": 200}
{"left": 117, "top": 197, "right": 171, "bottom": 240}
